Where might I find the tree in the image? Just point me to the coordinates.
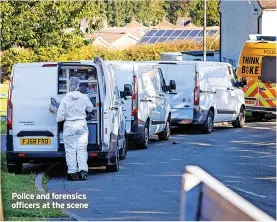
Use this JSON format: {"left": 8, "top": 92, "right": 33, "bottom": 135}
{"left": 190, "top": 0, "right": 220, "bottom": 27}
{"left": 163, "top": 0, "right": 197, "bottom": 24}
{"left": 0, "top": 0, "right": 106, "bottom": 50}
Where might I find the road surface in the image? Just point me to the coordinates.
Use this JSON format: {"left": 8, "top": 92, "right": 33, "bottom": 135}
{"left": 27, "top": 121, "right": 277, "bottom": 220}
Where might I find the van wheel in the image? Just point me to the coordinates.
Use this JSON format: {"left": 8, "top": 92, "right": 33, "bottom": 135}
{"left": 201, "top": 110, "right": 214, "bottom": 134}
{"left": 106, "top": 150, "right": 119, "bottom": 172}
{"left": 158, "top": 118, "right": 170, "bottom": 141}
{"left": 7, "top": 160, "right": 23, "bottom": 174}
{"left": 232, "top": 107, "right": 245, "bottom": 128}
{"left": 119, "top": 137, "right": 127, "bottom": 160}
{"left": 137, "top": 122, "right": 149, "bottom": 149}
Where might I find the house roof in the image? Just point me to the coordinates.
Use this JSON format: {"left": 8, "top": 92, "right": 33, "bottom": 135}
{"left": 258, "top": 0, "right": 276, "bottom": 9}
{"left": 154, "top": 17, "right": 176, "bottom": 30}
{"left": 123, "top": 17, "right": 146, "bottom": 29}
{"left": 85, "top": 31, "right": 139, "bottom": 45}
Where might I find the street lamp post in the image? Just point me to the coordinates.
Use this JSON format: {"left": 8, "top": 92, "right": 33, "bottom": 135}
{"left": 203, "top": 0, "right": 207, "bottom": 61}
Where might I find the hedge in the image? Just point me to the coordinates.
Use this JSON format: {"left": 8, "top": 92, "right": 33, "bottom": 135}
{"left": 1, "top": 38, "right": 219, "bottom": 80}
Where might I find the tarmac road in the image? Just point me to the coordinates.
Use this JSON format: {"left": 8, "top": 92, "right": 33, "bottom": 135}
{"left": 29, "top": 121, "right": 277, "bottom": 220}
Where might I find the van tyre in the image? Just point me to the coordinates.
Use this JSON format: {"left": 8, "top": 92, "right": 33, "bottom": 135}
{"left": 232, "top": 107, "right": 245, "bottom": 128}
{"left": 119, "top": 137, "right": 127, "bottom": 160}
{"left": 138, "top": 122, "right": 149, "bottom": 149}
{"left": 158, "top": 118, "right": 170, "bottom": 141}
{"left": 106, "top": 150, "right": 119, "bottom": 172}
{"left": 7, "top": 160, "right": 23, "bottom": 174}
{"left": 201, "top": 110, "right": 214, "bottom": 134}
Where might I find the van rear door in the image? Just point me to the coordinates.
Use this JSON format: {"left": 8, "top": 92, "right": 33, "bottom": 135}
{"left": 159, "top": 63, "right": 195, "bottom": 122}
{"left": 112, "top": 64, "right": 133, "bottom": 134}
{"left": 12, "top": 63, "right": 58, "bottom": 152}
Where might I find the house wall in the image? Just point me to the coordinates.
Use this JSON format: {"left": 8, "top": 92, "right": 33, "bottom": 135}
{"left": 261, "top": 10, "right": 277, "bottom": 35}
{"left": 220, "top": 0, "right": 261, "bottom": 66}
{"left": 112, "top": 35, "right": 138, "bottom": 49}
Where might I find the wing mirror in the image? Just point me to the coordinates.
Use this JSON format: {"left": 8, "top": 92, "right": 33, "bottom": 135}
{"left": 168, "top": 80, "right": 176, "bottom": 92}
{"left": 240, "top": 77, "right": 247, "bottom": 87}
{"left": 120, "top": 84, "right": 132, "bottom": 99}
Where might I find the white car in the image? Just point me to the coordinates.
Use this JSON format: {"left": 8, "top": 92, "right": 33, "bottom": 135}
{"left": 106, "top": 61, "right": 176, "bottom": 149}
{"left": 6, "top": 57, "right": 126, "bottom": 173}
{"left": 157, "top": 61, "right": 246, "bottom": 133}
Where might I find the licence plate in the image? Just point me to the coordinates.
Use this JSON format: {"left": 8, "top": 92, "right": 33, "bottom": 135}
{"left": 20, "top": 138, "right": 51, "bottom": 145}
{"left": 245, "top": 99, "right": 256, "bottom": 105}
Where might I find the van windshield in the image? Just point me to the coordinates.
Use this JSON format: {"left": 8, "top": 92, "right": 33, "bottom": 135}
{"left": 261, "top": 56, "right": 276, "bottom": 83}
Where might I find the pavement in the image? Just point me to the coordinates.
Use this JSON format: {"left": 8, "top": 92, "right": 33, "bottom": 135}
{"left": 46, "top": 120, "right": 276, "bottom": 220}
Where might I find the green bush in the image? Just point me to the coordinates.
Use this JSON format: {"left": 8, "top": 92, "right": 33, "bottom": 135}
{"left": 1, "top": 38, "right": 219, "bottom": 80}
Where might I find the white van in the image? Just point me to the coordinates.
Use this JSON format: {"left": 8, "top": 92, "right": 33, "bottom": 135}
{"left": 157, "top": 61, "right": 246, "bottom": 133}
{"left": 106, "top": 61, "right": 176, "bottom": 149}
{"left": 6, "top": 57, "right": 126, "bottom": 173}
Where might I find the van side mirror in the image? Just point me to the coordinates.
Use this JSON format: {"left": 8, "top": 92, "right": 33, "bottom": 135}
{"left": 168, "top": 80, "right": 176, "bottom": 92}
{"left": 123, "top": 84, "right": 132, "bottom": 98}
{"left": 240, "top": 77, "right": 247, "bottom": 87}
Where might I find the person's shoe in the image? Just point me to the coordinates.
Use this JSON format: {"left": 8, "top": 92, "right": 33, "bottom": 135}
{"left": 79, "top": 171, "right": 88, "bottom": 180}
{"left": 67, "top": 173, "right": 79, "bottom": 181}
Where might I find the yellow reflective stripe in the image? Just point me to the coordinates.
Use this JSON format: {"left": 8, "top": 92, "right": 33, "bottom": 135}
{"left": 259, "top": 82, "right": 275, "bottom": 99}
{"left": 245, "top": 82, "right": 258, "bottom": 97}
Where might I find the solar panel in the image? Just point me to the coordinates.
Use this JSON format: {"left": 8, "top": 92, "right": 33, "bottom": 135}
{"left": 154, "top": 30, "right": 166, "bottom": 36}
{"left": 148, "top": 37, "right": 160, "bottom": 44}
{"left": 138, "top": 36, "right": 151, "bottom": 43}
{"left": 163, "top": 30, "right": 174, "bottom": 36}
{"left": 180, "top": 30, "right": 191, "bottom": 37}
{"left": 171, "top": 30, "right": 183, "bottom": 37}
{"left": 187, "top": 30, "right": 201, "bottom": 38}
{"left": 146, "top": 30, "right": 158, "bottom": 37}
{"left": 138, "top": 28, "right": 219, "bottom": 44}
{"left": 197, "top": 30, "right": 204, "bottom": 37}
{"left": 156, "top": 37, "right": 168, "bottom": 43}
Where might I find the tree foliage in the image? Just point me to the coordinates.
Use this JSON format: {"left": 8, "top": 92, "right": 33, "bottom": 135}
{"left": 190, "top": 0, "right": 220, "bottom": 27}
{"left": 1, "top": 0, "right": 220, "bottom": 51}
{"left": 0, "top": 0, "right": 106, "bottom": 50}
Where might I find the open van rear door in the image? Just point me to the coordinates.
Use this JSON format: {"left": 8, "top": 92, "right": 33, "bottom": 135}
{"left": 12, "top": 63, "right": 58, "bottom": 152}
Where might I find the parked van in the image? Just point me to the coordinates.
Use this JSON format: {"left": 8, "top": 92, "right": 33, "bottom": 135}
{"left": 237, "top": 35, "right": 276, "bottom": 119}
{"left": 155, "top": 61, "right": 246, "bottom": 133}
{"left": 106, "top": 61, "right": 176, "bottom": 149}
{"left": 6, "top": 57, "right": 126, "bottom": 173}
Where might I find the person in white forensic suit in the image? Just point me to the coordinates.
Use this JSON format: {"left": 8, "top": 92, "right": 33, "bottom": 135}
{"left": 56, "top": 77, "right": 93, "bottom": 181}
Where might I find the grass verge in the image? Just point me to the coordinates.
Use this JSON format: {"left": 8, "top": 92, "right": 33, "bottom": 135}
{"left": 1, "top": 152, "right": 65, "bottom": 221}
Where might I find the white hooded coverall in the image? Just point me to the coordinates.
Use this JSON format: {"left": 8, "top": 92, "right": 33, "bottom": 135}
{"left": 56, "top": 77, "right": 93, "bottom": 174}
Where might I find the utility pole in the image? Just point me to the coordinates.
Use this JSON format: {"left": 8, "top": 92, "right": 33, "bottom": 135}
{"left": 203, "top": 0, "right": 207, "bottom": 61}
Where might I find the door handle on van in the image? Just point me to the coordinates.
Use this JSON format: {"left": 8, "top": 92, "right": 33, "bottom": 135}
{"left": 260, "top": 87, "right": 266, "bottom": 91}
{"left": 111, "top": 107, "right": 118, "bottom": 110}
{"left": 141, "top": 99, "right": 152, "bottom": 102}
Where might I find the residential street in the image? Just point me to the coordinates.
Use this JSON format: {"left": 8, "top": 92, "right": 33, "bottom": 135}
{"left": 47, "top": 121, "right": 276, "bottom": 220}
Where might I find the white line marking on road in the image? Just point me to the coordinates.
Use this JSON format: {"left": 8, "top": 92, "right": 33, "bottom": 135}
{"left": 226, "top": 185, "right": 267, "bottom": 198}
